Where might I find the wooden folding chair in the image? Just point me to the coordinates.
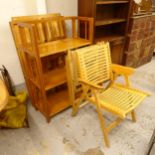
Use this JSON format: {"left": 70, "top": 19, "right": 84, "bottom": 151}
{"left": 66, "top": 42, "right": 149, "bottom": 147}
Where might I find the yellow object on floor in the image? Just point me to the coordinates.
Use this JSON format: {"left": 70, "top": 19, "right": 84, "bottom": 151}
{"left": 0, "top": 87, "right": 28, "bottom": 128}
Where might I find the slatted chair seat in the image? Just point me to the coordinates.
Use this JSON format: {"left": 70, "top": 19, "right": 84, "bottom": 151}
{"left": 66, "top": 42, "right": 149, "bottom": 147}
{"left": 90, "top": 84, "right": 147, "bottom": 119}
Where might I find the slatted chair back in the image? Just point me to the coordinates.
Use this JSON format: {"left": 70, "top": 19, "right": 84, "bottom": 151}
{"left": 75, "top": 42, "right": 112, "bottom": 85}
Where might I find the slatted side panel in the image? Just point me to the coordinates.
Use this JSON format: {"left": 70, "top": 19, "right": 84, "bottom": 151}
{"left": 16, "top": 23, "right": 47, "bottom": 112}
{"left": 17, "top": 24, "right": 41, "bottom": 87}
{"left": 75, "top": 43, "right": 112, "bottom": 84}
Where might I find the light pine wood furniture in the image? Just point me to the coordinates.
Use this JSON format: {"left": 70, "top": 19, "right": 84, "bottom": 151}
{"left": 10, "top": 14, "right": 93, "bottom": 122}
{"left": 0, "top": 79, "right": 9, "bottom": 112}
{"left": 67, "top": 42, "right": 149, "bottom": 147}
{"left": 78, "top": 0, "right": 132, "bottom": 64}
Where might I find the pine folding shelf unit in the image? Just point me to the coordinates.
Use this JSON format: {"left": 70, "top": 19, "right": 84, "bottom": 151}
{"left": 10, "top": 14, "right": 93, "bottom": 122}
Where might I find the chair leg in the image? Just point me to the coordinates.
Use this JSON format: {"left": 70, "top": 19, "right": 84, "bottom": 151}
{"left": 72, "top": 98, "right": 83, "bottom": 116}
{"left": 72, "top": 102, "right": 79, "bottom": 116}
{"left": 97, "top": 110, "right": 110, "bottom": 147}
{"left": 93, "top": 89, "right": 110, "bottom": 147}
{"left": 72, "top": 86, "right": 89, "bottom": 116}
{"left": 131, "top": 110, "right": 136, "bottom": 122}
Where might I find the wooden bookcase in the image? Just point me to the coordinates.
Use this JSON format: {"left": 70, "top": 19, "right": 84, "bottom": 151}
{"left": 78, "top": 0, "right": 132, "bottom": 64}
{"left": 10, "top": 14, "right": 93, "bottom": 122}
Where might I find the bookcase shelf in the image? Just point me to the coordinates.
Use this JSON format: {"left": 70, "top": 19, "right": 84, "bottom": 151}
{"left": 39, "top": 38, "right": 91, "bottom": 58}
{"left": 47, "top": 89, "right": 69, "bottom": 116}
{"left": 95, "top": 18, "right": 126, "bottom": 26}
{"left": 96, "top": 1, "right": 129, "bottom": 4}
{"left": 44, "top": 68, "right": 66, "bottom": 91}
{"left": 78, "top": 0, "right": 131, "bottom": 64}
{"left": 95, "top": 34, "right": 125, "bottom": 42}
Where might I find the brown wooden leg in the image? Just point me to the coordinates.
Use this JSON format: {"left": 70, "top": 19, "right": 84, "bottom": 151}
{"left": 72, "top": 104, "right": 79, "bottom": 116}
{"left": 72, "top": 100, "right": 80, "bottom": 116}
{"left": 131, "top": 110, "right": 136, "bottom": 122}
{"left": 46, "top": 117, "right": 51, "bottom": 123}
{"left": 72, "top": 98, "right": 81, "bottom": 116}
{"left": 35, "top": 107, "right": 38, "bottom": 111}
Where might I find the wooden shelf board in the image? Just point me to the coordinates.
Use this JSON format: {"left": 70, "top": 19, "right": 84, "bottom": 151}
{"left": 132, "top": 13, "right": 152, "bottom": 19}
{"left": 95, "top": 18, "right": 126, "bottom": 26}
{"left": 47, "top": 89, "right": 70, "bottom": 116}
{"left": 39, "top": 38, "right": 91, "bottom": 58}
{"left": 44, "top": 68, "right": 67, "bottom": 91}
{"left": 95, "top": 34, "right": 125, "bottom": 42}
{"left": 96, "top": 0, "right": 129, "bottom": 5}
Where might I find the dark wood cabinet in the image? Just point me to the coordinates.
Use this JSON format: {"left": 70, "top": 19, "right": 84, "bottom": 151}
{"left": 125, "top": 14, "right": 155, "bottom": 67}
{"left": 78, "top": 0, "right": 132, "bottom": 64}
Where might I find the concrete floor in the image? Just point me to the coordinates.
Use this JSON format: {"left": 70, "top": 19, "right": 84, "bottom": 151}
{"left": 0, "top": 57, "right": 155, "bottom": 155}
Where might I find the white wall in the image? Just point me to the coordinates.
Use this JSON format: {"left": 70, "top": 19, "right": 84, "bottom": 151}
{"left": 36, "top": 0, "right": 47, "bottom": 14}
{"left": 0, "top": 0, "right": 77, "bottom": 86}
{"left": 0, "top": 0, "right": 46, "bottom": 85}
{"left": 46, "top": 0, "right": 77, "bottom": 37}
{"left": 46, "top": 0, "right": 77, "bottom": 16}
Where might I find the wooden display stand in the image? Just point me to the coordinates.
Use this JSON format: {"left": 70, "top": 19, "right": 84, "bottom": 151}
{"left": 10, "top": 14, "right": 93, "bottom": 122}
{"left": 78, "top": 0, "right": 132, "bottom": 64}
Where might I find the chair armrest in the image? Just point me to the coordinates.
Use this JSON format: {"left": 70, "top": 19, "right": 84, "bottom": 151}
{"left": 112, "top": 64, "right": 135, "bottom": 76}
{"left": 79, "top": 79, "right": 103, "bottom": 90}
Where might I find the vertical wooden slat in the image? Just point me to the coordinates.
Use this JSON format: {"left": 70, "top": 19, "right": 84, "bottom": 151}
{"left": 72, "top": 17, "right": 77, "bottom": 38}
{"left": 89, "top": 18, "right": 94, "bottom": 43}
{"left": 84, "top": 21, "right": 87, "bottom": 39}
{"left": 78, "top": 19, "right": 81, "bottom": 38}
